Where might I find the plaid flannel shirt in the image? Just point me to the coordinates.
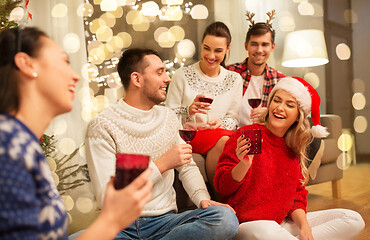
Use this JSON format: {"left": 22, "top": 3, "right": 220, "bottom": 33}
{"left": 226, "top": 58, "right": 286, "bottom": 107}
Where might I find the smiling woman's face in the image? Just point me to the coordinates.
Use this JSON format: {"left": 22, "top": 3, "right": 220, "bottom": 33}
{"left": 266, "top": 89, "right": 299, "bottom": 136}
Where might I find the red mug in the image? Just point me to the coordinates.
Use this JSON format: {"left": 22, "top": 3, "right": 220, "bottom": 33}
{"left": 114, "top": 153, "right": 150, "bottom": 190}
{"left": 241, "top": 129, "right": 262, "bottom": 155}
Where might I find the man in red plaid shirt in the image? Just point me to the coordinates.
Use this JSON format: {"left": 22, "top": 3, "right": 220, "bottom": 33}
{"left": 226, "top": 22, "right": 285, "bottom": 126}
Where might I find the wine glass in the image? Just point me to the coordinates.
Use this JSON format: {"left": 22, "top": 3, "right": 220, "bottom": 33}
{"left": 248, "top": 96, "right": 261, "bottom": 124}
{"left": 199, "top": 89, "right": 214, "bottom": 127}
{"left": 178, "top": 113, "right": 197, "bottom": 144}
{"left": 248, "top": 98, "right": 261, "bottom": 109}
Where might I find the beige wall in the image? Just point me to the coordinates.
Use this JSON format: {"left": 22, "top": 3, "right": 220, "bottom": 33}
{"left": 352, "top": 0, "right": 370, "bottom": 156}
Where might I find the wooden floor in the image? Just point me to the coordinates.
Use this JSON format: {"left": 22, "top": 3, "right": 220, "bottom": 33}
{"left": 306, "top": 162, "right": 370, "bottom": 240}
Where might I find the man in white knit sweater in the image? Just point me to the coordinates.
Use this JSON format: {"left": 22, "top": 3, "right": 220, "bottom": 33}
{"left": 85, "top": 48, "right": 239, "bottom": 240}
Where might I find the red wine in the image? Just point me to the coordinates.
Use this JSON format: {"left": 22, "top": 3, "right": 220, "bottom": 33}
{"left": 179, "top": 129, "right": 196, "bottom": 143}
{"left": 248, "top": 98, "right": 261, "bottom": 108}
{"left": 199, "top": 97, "right": 213, "bottom": 104}
{"left": 114, "top": 153, "right": 149, "bottom": 190}
{"left": 114, "top": 168, "right": 146, "bottom": 190}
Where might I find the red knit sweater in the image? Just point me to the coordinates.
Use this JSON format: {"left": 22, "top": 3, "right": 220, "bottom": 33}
{"left": 214, "top": 124, "right": 308, "bottom": 224}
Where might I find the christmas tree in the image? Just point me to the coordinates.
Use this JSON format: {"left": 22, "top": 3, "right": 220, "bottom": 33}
{"left": 0, "top": 0, "right": 23, "bottom": 31}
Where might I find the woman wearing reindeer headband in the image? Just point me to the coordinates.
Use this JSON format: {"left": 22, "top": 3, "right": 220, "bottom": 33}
{"left": 214, "top": 77, "right": 364, "bottom": 240}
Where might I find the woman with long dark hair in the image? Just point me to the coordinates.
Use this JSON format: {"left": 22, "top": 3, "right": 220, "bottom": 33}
{"left": 0, "top": 27, "right": 152, "bottom": 239}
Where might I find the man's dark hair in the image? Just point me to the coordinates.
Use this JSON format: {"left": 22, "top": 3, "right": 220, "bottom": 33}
{"left": 245, "top": 22, "right": 276, "bottom": 45}
{"left": 117, "top": 48, "right": 160, "bottom": 90}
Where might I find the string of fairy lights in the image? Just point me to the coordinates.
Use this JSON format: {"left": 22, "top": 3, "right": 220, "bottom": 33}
{"left": 81, "top": 0, "right": 208, "bottom": 92}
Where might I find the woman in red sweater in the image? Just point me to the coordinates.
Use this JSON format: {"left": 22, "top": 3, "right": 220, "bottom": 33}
{"left": 214, "top": 77, "right": 365, "bottom": 240}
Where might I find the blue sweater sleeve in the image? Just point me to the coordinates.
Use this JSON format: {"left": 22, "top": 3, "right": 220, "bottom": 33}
{"left": 0, "top": 147, "right": 41, "bottom": 239}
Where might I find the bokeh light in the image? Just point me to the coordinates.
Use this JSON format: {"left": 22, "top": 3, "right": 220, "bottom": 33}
{"left": 63, "top": 33, "right": 81, "bottom": 54}
{"left": 141, "top": 1, "right": 159, "bottom": 17}
{"left": 169, "top": 26, "right": 185, "bottom": 41}
{"left": 117, "top": 32, "right": 133, "bottom": 48}
{"left": 162, "top": 0, "right": 183, "bottom": 4}
{"left": 304, "top": 72, "right": 320, "bottom": 89}
{"left": 298, "top": 1, "right": 314, "bottom": 15}
{"left": 336, "top": 152, "right": 352, "bottom": 170}
{"left": 344, "top": 9, "right": 358, "bottom": 24}
{"left": 100, "top": 13, "right": 116, "bottom": 27}
{"left": 90, "top": 18, "right": 106, "bottom": 34}
{"left": 100, "top": 0, "right": 118, "bottom": 11}
{"left": 93, "top": 95, "right": 110, "bottom": 112}
{"left": 158, "top": 31, "right": 176, "bottom": 48}
{"left": 51, "top": 118, "right": 67, "bottom": 135}
{"left": 133, "top": 16, "right": 150, "bottom": 32}
{"left": 51, "top": 172, "right": 60, "bottom": 186}
{"left": 118, "top": 0, "right": 136, "bottom": 5}
{"left": 278, "top": 11, "right": 296, "bottom": 32}
{"left": 336, "top": 43, "right": 351, "bottom": 60}
{"left": 59, "top": 138, "right": 77, "bottom": 155}
{"left": 108, "top": 6, "right": 124, "bottom": 18}
{"left": 337, "top": 133, "right": 353, "bottom": 152}
{"left": 107, "top": 36, "right": 124, "bottom": 52}
{"left": 96, "top": 25, "right": 113, "bottom": 42}
{"left": 9, "top": 7, "right": 24, "bottom": 21}
{"left": 354, "top": 116, "right": 368, "bottom": 133}
{"left": 89, "top": 46, "right": 105, "bottom": 65}
{"left": 159, "top": 6, "right": 183, "bottom": 21}
{"left": 190, "top": 4, "right": 209, "bottom": 19}
{"left": 76, "top": 197, "right": 94, "bottom": 213}
{"left": 46, "top": 157, "right": 57, "bottom": 172}
{"left": 77, "top": 3, "right": 94, "bottom": 17}
{"left": 126, "top": 10, "right": 140, "bottom": 24}
{"left": 352, "top": 93, "right": 366, "bottom": 110}
{"left": 51, "top": 3, "right": 68, "bottom": 18}
{"left": 81, "top": 63, "right": 99, "bottom": 81}
{"left": 177, "top": 39, "right": 196, "bottom": 58}
{"left": 61, "top": 195, "right": 74, "bottom": 211}
{"left": 107, "top": 72, "right": 121, "bottom": 88}
{"left": 154, "top": 27, "right": 169, "bottom": 42}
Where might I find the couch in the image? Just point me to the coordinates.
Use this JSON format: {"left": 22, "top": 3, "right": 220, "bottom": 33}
{"left": 174, "top": 114, "right": 344, "bottom": 212}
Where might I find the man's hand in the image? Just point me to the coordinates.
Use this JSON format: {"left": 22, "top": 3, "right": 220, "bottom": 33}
{"left": 155, "top": 144, "right": 193, "bottom": 173}
{"left": 250, "top": 107, "right": 267, "bottom": 123}
{"left": 200, "top": 199, "right": 236, "bottom": 214}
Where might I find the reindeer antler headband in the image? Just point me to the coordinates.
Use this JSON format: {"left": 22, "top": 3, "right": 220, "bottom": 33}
{"left": 246, "top": 10, "right": 276, "bottom": 29}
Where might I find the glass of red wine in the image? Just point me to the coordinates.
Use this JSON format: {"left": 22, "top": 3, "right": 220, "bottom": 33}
{"left": 199, "top": 90, "right": 214, "bottom": 127}
{"left": 178, "top": 113, "right": 197, "bottom": 144}
{"left": 248, "top": 98, "right": 261, "bottom": 109}
{"left": 114, "top": 153, "right": 150, "bottom": 190}
{"left": 248, "top": 98, "right": 262, "bottom": 123}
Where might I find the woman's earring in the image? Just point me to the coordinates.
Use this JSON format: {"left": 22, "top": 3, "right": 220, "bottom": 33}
{"left": 32, "top": 72, "right": 38, "bottom": 78}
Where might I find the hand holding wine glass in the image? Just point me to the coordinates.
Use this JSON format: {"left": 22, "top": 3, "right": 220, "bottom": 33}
{"left": 178, "top": 113, "right": 197, "bottom": 144}
{"left": 248, "top": 97, "right": 261, "bottom": 123}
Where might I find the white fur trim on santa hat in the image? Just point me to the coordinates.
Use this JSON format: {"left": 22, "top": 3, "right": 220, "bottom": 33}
{"left": 311, "top": 125, "right": 329, "bottom": 138}
{"left": 270, "top": 77, "right": 311, "bottom": 116}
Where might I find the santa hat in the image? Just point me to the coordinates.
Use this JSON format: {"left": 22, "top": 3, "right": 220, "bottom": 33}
{"left": 269, "top": 77, "right": 329, "bottom": 138}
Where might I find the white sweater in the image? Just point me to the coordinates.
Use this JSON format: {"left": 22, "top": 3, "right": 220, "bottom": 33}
{"left": 165, "top": 62, "right": 243, "bottom": 130}
{"left": 85, "top": 100, "right": 210, "bottom": 216}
